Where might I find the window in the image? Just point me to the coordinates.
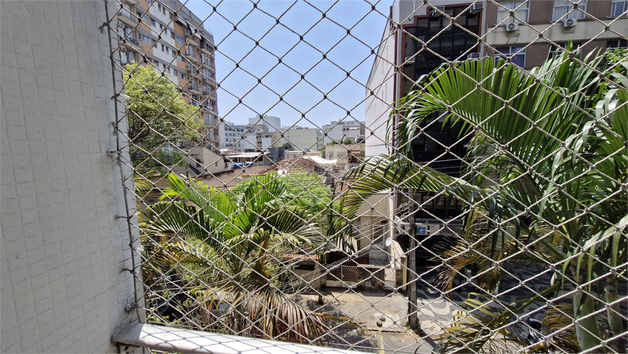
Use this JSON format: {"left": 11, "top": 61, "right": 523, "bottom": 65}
{"left": 150, "top": 19, "right": 155, "bottom": 27}
{"left": 552, "top": 0, "right": 587, "bottom": 21}
{"left": 176, "top": 35, "right": 185, "bottom": 44}
{"left": 496, "top": 1, "right": 529, "bottom": 24}
{"left": 496, "top": 46, "right": 526, "bottom": 67}
{"left": 159, "top": 24, "right": 164, "bottom": 30}
{"left": 170, "top": 30, "right": 175, "bottom": 39}
{"left": 611, "top": 0, "right": 628, "bottom": 17}
{"left": 607, "top": 39, "right": 628, "bottom": 49}
{"left": 139, "top": 33, "right": 150, "bottom": 43}
{"left": 161, "top": 43, "right": 165, "bottom": 51}
{"left": 121, "top": 51, "right": 136, "bottom": 65}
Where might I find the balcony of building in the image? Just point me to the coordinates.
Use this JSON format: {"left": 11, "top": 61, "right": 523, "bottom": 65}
{"left": 120, "top": 35, "right": 143, "bottom": 53}
{"left": 187, "top": 83, "right": 202, "bottom": 95}
{"left": 185, "top": 51, "right": 201, "bottom": 64}
{"left": 200, "top": 43, "right": 213, "bottom": 55}
{"left": 202, "top": 99, "right": 216, "bottom": 112}
{"left": 185, "top": 29, "right": 201, "bottom": 47}
{"left": 117, "top": 7, "right": 138, "bottom": 27}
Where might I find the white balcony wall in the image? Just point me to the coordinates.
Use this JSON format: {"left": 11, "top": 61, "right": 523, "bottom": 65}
{"left": 1, "top": 1, "right": 142, "bottom": 353}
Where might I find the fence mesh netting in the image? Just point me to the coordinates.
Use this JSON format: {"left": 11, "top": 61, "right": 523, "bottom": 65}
{"left": 104, "top": 0, "right": 627, "bottom": 352}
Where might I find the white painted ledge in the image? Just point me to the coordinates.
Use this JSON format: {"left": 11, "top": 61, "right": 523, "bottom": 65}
{"left": 112, "top": 323, "right": 368, "bottom": 354}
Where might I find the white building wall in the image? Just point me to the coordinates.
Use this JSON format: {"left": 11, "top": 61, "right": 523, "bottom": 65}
{"left": 148, "top": 2, "right": 177, "bottom": 83}
{"left": 241, "top": 132, "right": 257, "bottom": 151}
{"left": 365, "top": 20, "right": 396, "bottom": 157}
{"left": 261, "top": 137, "right": 273, "bottom": 150}
{"left": 322, "top": 120, "right": 365, "bottom": 145}
{"left": 281, "top": 128, "right": 323, "bottom": 151}
{"left": 249, "top": 115, "right": 281, "bottom": 132}
{"left": 1, "top": 1, "right": 141, "bottom": 352}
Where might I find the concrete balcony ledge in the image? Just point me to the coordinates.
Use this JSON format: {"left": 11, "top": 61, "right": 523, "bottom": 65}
{"left": 112, "top": 323, "right": 368, "bottom": 354}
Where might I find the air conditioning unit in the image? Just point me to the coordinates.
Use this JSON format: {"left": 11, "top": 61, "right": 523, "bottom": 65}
{"left": 467, "top": 52, "right": 481, "bottom": 59}
{"left": 505, "top": 22, "right": 519, "bottom": 32}
{"left": 426, "top": 223, "right": 443, "bottom": 235}
{"left": 404, "top": 55, "right": 415, "bottom": 64}
{"left": 562, "top": 18, "right": 577, "bottom": 28}
{"left": 469, "top": 2, "right": 483, "bottom": 14}
{"left": 416, "top": 223, "right": 443, "bottom": 236}
{"left": 430, "top": 6, "right": 445, "bottom": 18}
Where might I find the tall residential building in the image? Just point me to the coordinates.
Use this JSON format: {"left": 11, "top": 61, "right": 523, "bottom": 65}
{"left": 321, "top": 120, "right": 366, "bottom": 145}
{"left": 366, "top": 0, "right": 628, "bottom": 219}
{"left": 117, "top": 0, "right": 219, "bottom": 148}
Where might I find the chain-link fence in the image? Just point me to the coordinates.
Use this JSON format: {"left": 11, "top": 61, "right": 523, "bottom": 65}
{"left": 105, "top": 0, "right": 627, "bottom": 352}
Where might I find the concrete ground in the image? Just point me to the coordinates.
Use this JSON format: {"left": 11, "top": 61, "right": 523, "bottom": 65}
{"left": 316, "top": 289, "right": 452, "bottom": 353}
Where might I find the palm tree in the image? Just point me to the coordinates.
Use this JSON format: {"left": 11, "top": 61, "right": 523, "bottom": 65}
{"left": 341, "top": 49, "right": 627, "bottom": 352}
{"left": 139, "top": 173, "right": 342, "bottom": 344}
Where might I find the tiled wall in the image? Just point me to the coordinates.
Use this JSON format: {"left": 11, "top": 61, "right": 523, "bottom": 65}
{"left": 1, "top": 1, "right": 141, "bottom": 352}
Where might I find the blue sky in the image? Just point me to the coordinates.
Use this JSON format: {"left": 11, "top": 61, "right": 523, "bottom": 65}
{"left": 185, "top": 0, "right": 393, "bottom": 128}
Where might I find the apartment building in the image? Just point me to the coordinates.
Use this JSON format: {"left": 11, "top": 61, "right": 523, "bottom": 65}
{"left": 117, "top": 0, "right": 219, "bottom": 148}
{"left": 324, "top": 143, "right": 366, "bottom": 172}
{"left": 218, "top": 122, "right": 248, "bottom": 151}
{"left": 366, "top": 0, "right": 627, "bottom": 220}
{"left": 321, "top": 120, "right": 366, "bottom": 145}
{"left": 483, "top": 0, "right": 628, "bottom": 69}
{"left": 279, "top": 126, "right": 324, "bottom": 151}
{"left": 249, "top": 115, "right": 282, "bottom": 132}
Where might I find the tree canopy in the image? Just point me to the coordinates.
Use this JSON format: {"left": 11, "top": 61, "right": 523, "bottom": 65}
{"left": 123, "top": 63, "right": 203, "bottom": 173}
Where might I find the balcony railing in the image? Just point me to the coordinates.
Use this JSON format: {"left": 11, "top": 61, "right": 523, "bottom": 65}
{"left": 118, "top": 8, "right": 138, "bottom": 26}
{"left": 188, "top": 84, "right": 201, "bottom": 94}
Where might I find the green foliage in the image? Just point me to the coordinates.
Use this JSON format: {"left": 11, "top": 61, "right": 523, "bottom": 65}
{"left": 139, "top": 174, "right": 346, "bottom": 343}
{"left": 230, "top": 170, "right": 331, "bottom": 218}
{"left": 123, "top": 63, "right": 203, "bottom": 173}
{"left": 341, "top": 50, "right": 628, "bottom": 352}
{"left": 604, "top": 48, "right": 628, "bottom": 75}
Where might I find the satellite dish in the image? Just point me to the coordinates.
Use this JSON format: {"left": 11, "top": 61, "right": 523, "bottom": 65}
{"left": 385, "top": 237, "right": 392, "bottom": 247}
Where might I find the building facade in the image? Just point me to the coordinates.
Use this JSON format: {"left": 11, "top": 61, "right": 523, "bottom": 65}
{"left": 366, "top": 0, "right": 627, "bottom": 220}
{"left": 219, "top": 122, "right": 248, "bottom": 151}
{"left": 321, "top": 120, "right": 366, "bottom": 146}
{"left": 279, "top": 127, "right": 324, "bottom": 151}
{"left": 484, "top": 0, "right": 628, "bottom": 70}
{"left": 324, "top": 143, "right": 366, "bottom": 172}
{"left": 117, "top": 0, "right": 219, "bottom": 148}
{"left": 248, "top": 115, "right": 282, "bottom": 132}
